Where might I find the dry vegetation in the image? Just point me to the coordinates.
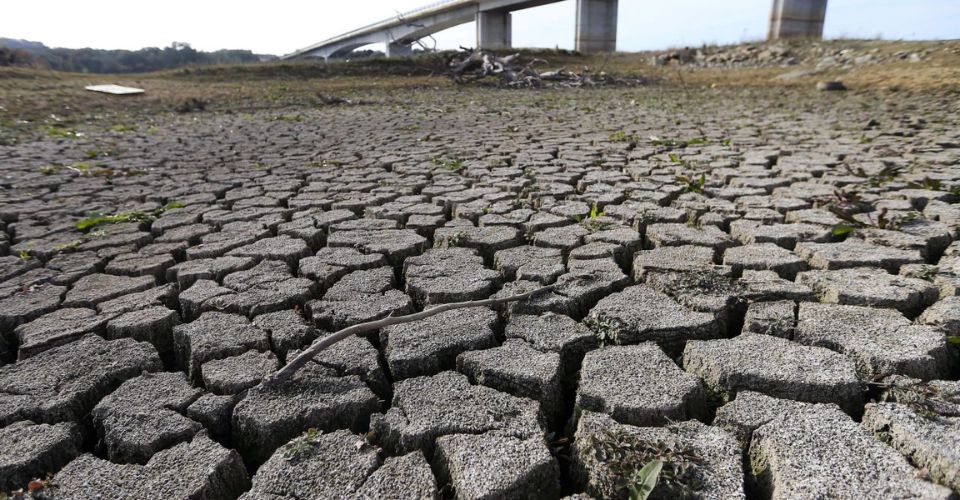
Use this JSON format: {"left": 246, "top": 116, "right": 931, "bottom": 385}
{"left": 1, "top": 39, "right": 958, "bottom": 144}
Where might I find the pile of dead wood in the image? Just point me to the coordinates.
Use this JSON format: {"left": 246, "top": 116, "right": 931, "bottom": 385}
{"left": 446, "top": 48, "right": 644, "bottom": 88}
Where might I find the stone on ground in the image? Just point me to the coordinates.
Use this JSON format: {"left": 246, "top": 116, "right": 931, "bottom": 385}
{"left": 0, "top": 420, "right": 82, "bottom": 492}
{"left": 683, "top": 334, "right": 864, "bottom": 413}
{"left": 232, "top": 362, "right": 377, "bottom": 466}
{"left": 577, "top": 344, "right": 706, "bottom": 426}
{"left": 798, "top": 266, "right": 939, "bottom": 316}
{"left": 370, "top": 371, "right": 542, "bottom": 456}
{"left": 584, "top": 284, "right": 718, "bottom": 346}
{"left": 48, "top": 433, "right": 249, "bottom": 500}
{"left": 91, "top": 372, "right": 203, "bottom": 463}
{"left": 457, "top": 339, "right": 563, "bottom": 425}
{"left": 796, "top": 302, "right": 953, "bottom": 381}
{"left": 749, "top": 404, "right": 951, "bottom": 499}
{"left": 381, "top": 307, "right": 498, "bottom": 380}
{"left": 0, "top": 335, "right": 161, "bottom": 425}
{"left": 434, "top": 433, "right": 560, "bottom": 500}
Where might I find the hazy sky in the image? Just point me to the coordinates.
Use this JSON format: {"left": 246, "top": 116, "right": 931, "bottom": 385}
{"left": 2, "top": 0, "right": 957, "bottom": 55}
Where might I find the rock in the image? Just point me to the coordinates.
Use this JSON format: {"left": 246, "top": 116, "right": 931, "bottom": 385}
{"left": 244, "top": 430, "right": 438, "bottom": 500}
{"left": 354, "top": 451, "right": 438, "bottom": 499}
{"left": 308, "top": 267, "right": 413, "bottom": 331}
{"left": 252, "top": 309, "right": 317, "bottom": 362}
{"left": 495, "top": 245, "right": 565, "bottom": 284}
{"left": 14, "top": 307, "right": 106, "bottom": 359}
{"left": 298, "top": 246, "right": 386, "bottom": 291}
{"left": 749, "top": 404, "right": 950, "bottom": 499}
{"left": 382, "top": 307, "right": 498, "bottom": 381}
{"left": 742, "top": 300, "right": 795, "bottom": 338}
{"left": 503, "top": 313, "right": 597, "bottom": 379}
{"left": 226, "top": 235, "right": 312, "bottom": 267}
{"left": 862, "top": 402, "right": 960, "bottom": 491}
{"left": 91, "top": 372, "right": 203, "bottom": 463}
{"left": 0, "top": 335, "right": 162, "bottom": 425}
{"left": 798, "top": 267, "right": 939, "bottom": 316}
{"left": 584, "top": 284, "right": 718, "bottom": 346}
{"left": 371, "top": 371, "right": 543, "bottom": 456}
{"left": 644, "top": 223, "right": 736, "bottom": 260}
{"left": 435, "top": 224, "right": 523, "bottom": 262}
{"left": 173, "top": 312, "right": 270, "bottom": 384}
{"left": 631, "top": 245, "right": 717, "bottom": 281}
{"left": 47, "top": 433, "right": 249, "bottom": 500}
{"left": 722, "top": 243, "right": 807, "bottom": 279}
{"left": 201, "top": 260, "right": 316, "bottom": 317}
{"left": 573, "top": 411, "right": 744, "bottom": 500}
{"left": 795, "top": 240, "right": 923, "bottom": 272}
{"left": 327, "top": 229, "right": 428, "bottom": 267}
{"left": 796, "top": 303, "right": 952, "bottom": 380}
{"left": 713, "top": 391, "right": 834, "bottom": 448}
{"left": 104, "top": 305, "right": 180, "bottom": 355}
{"left": 201, "top": 350, "right": 279, "bottom": 395}
{"left": 457, "top": 339, "right": 563, "bottom": 425}
{"left": 403, "top": 248, "right": 500, "bottom": 306}
{"left": 917, "top": 296, "right": 960, "bottom": 334}
{"left": 434, "top": 433, "right": 560, "bottom": 500}
{"left": 0, "top": 283, "right": 65, "bottom": 337}
{"left": 0, "top": 420, "right": 82, "bottom": 492}
{"left": 816, "top": 80, "right": 846, "bottom": 91}
{"left": 61, "top": 273, "right": 154, "bottom": 308}
{"left": 186, "top": 393, "right": 238, "bottom": 442}
{"left": 232, "top": 362, "right": 377, "bottom": 466}
{"left": 577, "top": 344, "right": 706, "bottom": 426}
{"left": 683, "top": 334, "right": 863, "bottom": 413}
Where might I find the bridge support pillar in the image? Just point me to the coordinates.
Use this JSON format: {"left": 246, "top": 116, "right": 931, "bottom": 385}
{"left": 477, "top": 10, "right": 512, "bottom": 49}
{"left": 575, "top": 0, "right": 617, "bottom": 53}
{"left": 768, "top": 0, "right": 827, "bottom": 39}
{"left": 386, "top": 41, "right": 413, "bottom": 57}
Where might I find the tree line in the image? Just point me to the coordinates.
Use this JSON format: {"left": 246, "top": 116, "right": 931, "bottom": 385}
{"left": 0, "top": 39, "right": 270, "bottom": 73}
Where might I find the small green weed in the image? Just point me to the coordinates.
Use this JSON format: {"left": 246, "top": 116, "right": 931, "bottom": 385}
{"left": 76, "top": 201, "right": 185, "bottom": 231}
{"left": 677, "top": 173, "right": 706, "bottom": 193}
{"left": 430, "top": 156, "right": 464, "bottom": 171}
{"left": 579, "top": 427, "right": 704, "bottom": 499}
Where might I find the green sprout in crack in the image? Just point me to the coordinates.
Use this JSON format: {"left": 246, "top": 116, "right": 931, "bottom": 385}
{"left": 676, "top": 173, "right": 706, "bottom": 194}
{"left": 430, "top": 156, "right": 464, "bottom": 171}
{"left": 75, "top": 201, "right": 185, "bottom": 232}
{"left": 609, "top": 130, "right": 640, "bottom": 143}
{"left": 580, "top": 428, "right": 705, "bottom": 499}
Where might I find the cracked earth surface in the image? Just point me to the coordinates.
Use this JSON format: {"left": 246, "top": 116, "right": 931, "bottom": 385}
{"left": 1, "top": 85, "right": 959, "bottom": 499}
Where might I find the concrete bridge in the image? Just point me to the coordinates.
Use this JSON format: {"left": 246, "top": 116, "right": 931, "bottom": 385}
{"left": 282, "top": 0, "right": 828, "bottom": 60}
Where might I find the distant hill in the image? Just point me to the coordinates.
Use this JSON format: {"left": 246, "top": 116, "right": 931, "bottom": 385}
{"left": 0, "top": 38, "right": 276, "bottom": 73}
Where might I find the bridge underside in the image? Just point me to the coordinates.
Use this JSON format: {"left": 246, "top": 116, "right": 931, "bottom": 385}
{"left": 286, "top": 0, "right": 827, "bottom": 60}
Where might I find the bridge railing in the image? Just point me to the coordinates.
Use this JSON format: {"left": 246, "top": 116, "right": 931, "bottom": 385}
{"left": 332, "top": 0, "right": 475, "bottom": 40}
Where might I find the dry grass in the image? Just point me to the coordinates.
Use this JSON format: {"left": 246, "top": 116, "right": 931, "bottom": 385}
{"left": 1, "top": 39, "right": 957, "bottom": 139}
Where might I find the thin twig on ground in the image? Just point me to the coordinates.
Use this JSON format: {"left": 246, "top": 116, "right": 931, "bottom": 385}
{"left": 261, "top": 283, "right": 556, "bottom": 387}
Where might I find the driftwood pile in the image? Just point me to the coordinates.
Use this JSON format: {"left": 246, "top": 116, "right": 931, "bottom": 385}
{"left": 446, "top": 48, "right": 644, "bottom": 88}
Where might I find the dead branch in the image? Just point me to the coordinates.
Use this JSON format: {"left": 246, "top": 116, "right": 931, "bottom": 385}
{"left": 447, "top": 48, "right": 646, "bottom": 88}
{"left": 261, "top": 283, "right": 556, "bottom": 387}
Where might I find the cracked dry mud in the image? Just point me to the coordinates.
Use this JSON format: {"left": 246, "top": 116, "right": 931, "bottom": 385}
{"left": 1, "top": 83, "right": 959, "bottom": 500}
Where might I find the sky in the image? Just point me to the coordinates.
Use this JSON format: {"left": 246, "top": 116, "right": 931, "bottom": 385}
{"left": 2, "top": 0, "right": 958, "bottom": 56}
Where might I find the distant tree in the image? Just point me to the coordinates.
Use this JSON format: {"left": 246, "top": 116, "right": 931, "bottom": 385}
{"left": 0, "top": 47, "right": 33, "bottom": 66}
{"left": 0, "top": 40, "right": 263, "bottom": 73}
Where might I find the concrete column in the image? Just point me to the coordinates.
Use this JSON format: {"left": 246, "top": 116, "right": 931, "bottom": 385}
{"left": 386, "top": 41, "right": 413, "bottom": 57}
{"left": 477, "top": 10, "right": 512, "bottom": 49}
{"left": 575, "top": 0, "right": 617, "bottom": 53}
{"left": 768, "top": 0, "right": 828, "bottom": 39}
